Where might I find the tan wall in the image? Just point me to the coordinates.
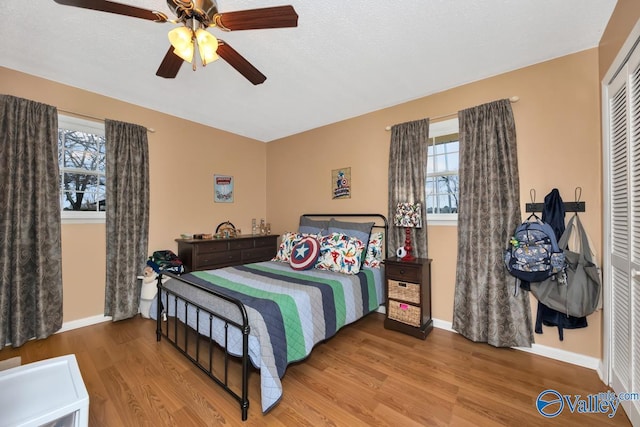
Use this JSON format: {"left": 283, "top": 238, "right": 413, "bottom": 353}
{"left": 599, "top": 0, "right": 640, "bottom": 81}
{"left": 0, "top": 43, "right": 611, "bottom": 358}
{"left": 0, "top": 66, "right": 267, "bottom": 323}
{"left": 267, "top": 49, "right": 603, "bottom": 358}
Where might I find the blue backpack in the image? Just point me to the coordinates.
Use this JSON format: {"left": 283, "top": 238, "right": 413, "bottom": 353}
{"left": 504, "top": 215, "right": 565, "bottom": 283}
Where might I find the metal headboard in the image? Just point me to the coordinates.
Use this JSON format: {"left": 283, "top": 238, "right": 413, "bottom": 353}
{"left": 301, "top": 213, "right": 389, "bottom": 258}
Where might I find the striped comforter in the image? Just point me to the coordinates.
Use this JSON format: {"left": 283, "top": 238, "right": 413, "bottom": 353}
{"left": 155, "top": 261, "right": 384, "bottom": 413}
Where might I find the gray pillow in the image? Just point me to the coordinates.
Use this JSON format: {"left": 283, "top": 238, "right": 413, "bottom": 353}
{"left": 298, "top": 216, "right": 330, "bottom": 235}
{"left": 327, "top": 219, "right": 374, "bottom": 244}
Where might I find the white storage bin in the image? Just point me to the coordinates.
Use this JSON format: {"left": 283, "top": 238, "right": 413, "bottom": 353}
{"left": 0, "top": 354, "right": 89, "bottom": 427}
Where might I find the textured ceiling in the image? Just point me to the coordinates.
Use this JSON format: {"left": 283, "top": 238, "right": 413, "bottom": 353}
{"left": 0, "top": 0, "right": 617, "bottom": 142}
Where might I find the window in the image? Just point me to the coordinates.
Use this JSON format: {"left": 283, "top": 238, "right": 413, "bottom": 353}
{"left": 58, "top": 115, "right": 106, "bottom": 223}
{"left": 426, "top": 118, "right": 459, "bottom": 225}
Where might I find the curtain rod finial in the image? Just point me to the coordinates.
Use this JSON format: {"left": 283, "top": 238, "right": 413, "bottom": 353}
{"left": 510, "top": 96, "right": 520, "bottom": 103}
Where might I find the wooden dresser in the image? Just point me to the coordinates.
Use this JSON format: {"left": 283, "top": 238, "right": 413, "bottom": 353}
{"left": 176, "top": 235, "right": 279, "bottom": 272}
{"left": 384, "top": 257, "right": 433, "bottom": 339}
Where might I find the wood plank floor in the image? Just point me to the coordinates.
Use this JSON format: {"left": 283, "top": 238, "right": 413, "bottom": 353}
{"left": 0, "top": 313, "right": 632, "bottom": 426}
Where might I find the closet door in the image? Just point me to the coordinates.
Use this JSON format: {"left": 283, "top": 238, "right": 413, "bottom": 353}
{"left": 606, "top": 44, "right": 640, "bottom": 426}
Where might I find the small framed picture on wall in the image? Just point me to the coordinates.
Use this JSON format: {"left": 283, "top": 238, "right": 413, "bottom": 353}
{"left": 332, "top": 167, "right": 351, "bottom": 199}
{"left": 214, "top": 174, "right": 234, "bottom": 203}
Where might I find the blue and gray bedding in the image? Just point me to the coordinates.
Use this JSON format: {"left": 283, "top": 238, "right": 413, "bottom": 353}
{"left": 151, "top": 260, "right": 384, "bottom": 413}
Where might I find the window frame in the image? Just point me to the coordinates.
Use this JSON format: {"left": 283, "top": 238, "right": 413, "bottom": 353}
{"left": 58, "top": 115, "right": 107, "bottom": 224}
{"left": 426, "top": 117, "right": 459, "bottom": 226}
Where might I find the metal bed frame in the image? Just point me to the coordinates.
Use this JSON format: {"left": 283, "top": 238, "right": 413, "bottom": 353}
{"left": 155, "top": 272, "right": 251, "bottom": 419}
{"left": 155, "top": 213, "right": 388, "bottom": 421}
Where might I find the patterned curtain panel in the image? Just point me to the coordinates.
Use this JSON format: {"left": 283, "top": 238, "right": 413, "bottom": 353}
{"left": 0, "top": 95, "right": 63, "bottom": 347}
{"left": 452, "top": 99, "right": 533, "bottom": 347}
{"left": 388, "top": 118, "right": 429, "bottom": 258}
{"left": 104, "top": 120, "right": 149, "bottom": 321}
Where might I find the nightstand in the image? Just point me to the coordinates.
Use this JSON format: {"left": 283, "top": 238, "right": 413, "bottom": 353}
{"left": 383, "top": 257, "right": 433, "bottom": 339}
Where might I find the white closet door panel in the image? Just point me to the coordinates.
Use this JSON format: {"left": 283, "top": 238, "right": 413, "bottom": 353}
{"left": 608, "top": 62, "right": 635, "bottom": 419}
{"left": 608, "top": 41, "right": 640, "bottom": 426}
{"left": 611, "top": 76, "right": 629, "bottom": 259}
{"left": 629, "top": 51, "right": 640, "bottom": 422}
{"left": 633, "top": 285, "right": 640, "bottom": 422}
{"left": 632, "top": 59, "right": 640, "bottom": 266}
{"left": 611, "top": 265, "right": 631, "bottom": 389}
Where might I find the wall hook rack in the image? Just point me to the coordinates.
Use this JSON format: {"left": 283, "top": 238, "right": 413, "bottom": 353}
{"left": 525, "top": 187, "right": 586, "bottom": 213}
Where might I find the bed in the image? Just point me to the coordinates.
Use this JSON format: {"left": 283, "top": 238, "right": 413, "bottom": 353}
{"left": 151, "top": 214, "right": 388, "bottom": 420}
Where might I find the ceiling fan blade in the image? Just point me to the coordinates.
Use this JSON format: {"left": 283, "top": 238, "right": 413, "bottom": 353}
{"left": 215, "top": 5, "right": 298, "bottom": 31}
{"left": 53, "top": 0, "right": 168, "bottom": 22}
{"left": 217, "top": 41, "right": 266, "bottom": 85}
{"left": 156, "top": 47, "right": 184, "bottom": 79}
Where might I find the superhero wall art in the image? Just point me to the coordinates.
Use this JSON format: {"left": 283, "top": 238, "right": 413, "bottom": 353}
{"left": 332, "top": 167, "right": 351, "bottom": 199}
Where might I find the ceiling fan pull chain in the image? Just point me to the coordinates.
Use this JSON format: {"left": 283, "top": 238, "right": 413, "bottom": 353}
{"left": 191, "top": 28, "right": 197, "bottom": 72}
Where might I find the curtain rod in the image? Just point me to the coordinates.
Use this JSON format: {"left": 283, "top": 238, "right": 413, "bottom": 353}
{"left": 384, "top": 95, "right": 520, "bottom": 131}
{"left": 57, "top": 108, "right": 156, "bottom": 133}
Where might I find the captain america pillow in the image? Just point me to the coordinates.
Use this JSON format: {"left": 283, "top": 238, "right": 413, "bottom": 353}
{"left": 289, "top": 236, "right": 320, "bottom": 270}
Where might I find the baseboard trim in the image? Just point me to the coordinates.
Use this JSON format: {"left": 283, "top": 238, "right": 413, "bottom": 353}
{"left": 515, "top": 343, "right": 600, "bottom": 371}
{"left": 59, "top": 312, "right": 601, "bottom": 371}
{"left": 597, "top": 359, "right": 605, "bottom": 383}
{"left": 58, "top": 314, "right": 112, "bottom": 333}
{"left": 432, "top": 318, "right": 601, "bottom": 370}
{"left": 2, "top": 314, "right": 113, "bottom": 348}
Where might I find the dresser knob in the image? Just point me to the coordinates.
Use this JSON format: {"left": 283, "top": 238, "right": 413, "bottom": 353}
{"left": 399, "top": 269, "right": 405, "bottom": 274}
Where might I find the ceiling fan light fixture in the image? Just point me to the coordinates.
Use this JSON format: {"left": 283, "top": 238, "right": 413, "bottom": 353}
{"left": 53, "top": 0, "right": 298, "bottom": 83}
{"left": 168, "top": 26, "right": 195, "bottom": 63}
{"left": 195, "top": 28, "right": 219, "bottom": 66}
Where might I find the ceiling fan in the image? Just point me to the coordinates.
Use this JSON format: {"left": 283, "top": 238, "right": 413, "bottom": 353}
{"left": 53, "top": 0, "right": 299, "bottom": 85}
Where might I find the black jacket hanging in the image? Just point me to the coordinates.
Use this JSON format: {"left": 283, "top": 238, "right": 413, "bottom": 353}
{"left": 542, "top": 188, "right": 566, "bottom": 240}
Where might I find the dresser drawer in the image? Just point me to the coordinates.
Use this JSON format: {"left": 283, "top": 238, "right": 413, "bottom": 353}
{"left": 388, "top": 279, "right": 420, "bottom": 304}
{"left": 195, "top": 241, "right": 228, "bottom": 254}
{"left": 388, "top": 299, "right": 421, "bottom": 327}
{"left": 196, "top": 250, "right": 242, "bottom": 267}
{"left": 242, "top": 246, "right": 276, "bottom": 263}
{"left": 254, "top": 236, "right": 278, "bottom": 248}
{"left": 229, "top": 239, "right": 254, "bottom": 250}
{"left": 385, "top": 262, "right": 421, "bottom": 282}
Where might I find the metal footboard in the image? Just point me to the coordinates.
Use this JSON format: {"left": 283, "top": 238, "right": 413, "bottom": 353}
{"left": 155, "top": 272, "right": 251, "bottom": 421}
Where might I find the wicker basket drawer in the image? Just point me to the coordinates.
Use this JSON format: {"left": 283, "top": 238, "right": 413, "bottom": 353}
{"left": 387, "top": 279, "right": 420, "bottom": 304}
{"left": 388, "top": 299, "right": 421, "bottom": 327}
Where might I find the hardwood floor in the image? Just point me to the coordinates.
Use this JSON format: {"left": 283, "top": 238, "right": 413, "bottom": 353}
{"left": 0, "top": 313, "right": 632, "bottom": 426}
